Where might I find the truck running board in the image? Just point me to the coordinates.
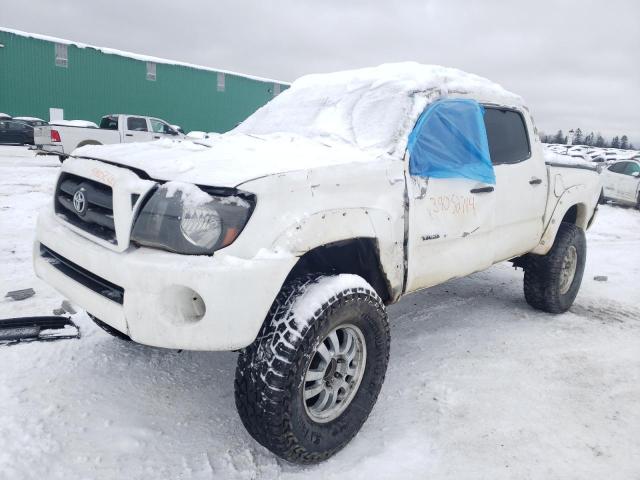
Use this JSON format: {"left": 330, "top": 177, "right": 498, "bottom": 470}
{"left": 0, "top": 316, "right": 80, "bottom": 346}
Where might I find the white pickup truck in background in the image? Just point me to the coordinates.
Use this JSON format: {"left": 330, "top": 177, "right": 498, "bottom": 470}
{"left": 33, "top": 114, "right": 184, "bottom": 161}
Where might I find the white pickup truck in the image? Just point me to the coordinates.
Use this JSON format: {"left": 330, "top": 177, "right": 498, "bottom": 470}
{"left": 33, "top": 63, "right": 601, "bottom": 464}
{"left": 33, "top": 114, "right": 183, "bottom": 161}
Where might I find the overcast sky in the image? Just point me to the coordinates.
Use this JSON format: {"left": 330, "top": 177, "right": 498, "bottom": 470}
{"left": 4, "top": 0, "right": 639, "bottom": 143}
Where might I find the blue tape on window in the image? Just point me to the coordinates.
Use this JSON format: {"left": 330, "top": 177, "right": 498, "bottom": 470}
{"left": 408, "top": 99, "right": 496, "bottom": 184}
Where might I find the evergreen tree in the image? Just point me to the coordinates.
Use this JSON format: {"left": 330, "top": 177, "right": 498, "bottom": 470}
{"left": 573, "top": 128, "right": 583, "bottom": 145}
{"left": 584, "top": 132, "right": 595, "bottom": 146}
{"left": 553, "top": 129, "right": 565, "bottom": 144}
{"left": 611, "top": 136, "right": 620, "bottom": 148}
{"left": 620, "top": 135, "right": 629, "bottom": 149}
{"left": 595, "top": 133, "right": 605, "bottom": 147}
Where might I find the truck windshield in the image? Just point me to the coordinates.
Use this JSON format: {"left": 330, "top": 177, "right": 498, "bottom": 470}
{"left": 235, "top": 80, "right": 416, "bottom": 154}
{"left": 100, "top": 116, "right": 119, "bottom": 130}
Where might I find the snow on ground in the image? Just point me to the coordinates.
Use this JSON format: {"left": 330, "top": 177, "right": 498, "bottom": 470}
{"left": 0, "top": 147, "right": 639, "bottom": 479}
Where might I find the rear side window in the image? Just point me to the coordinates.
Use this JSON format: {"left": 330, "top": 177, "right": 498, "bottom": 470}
{"left": 8, "top": 121, "right": 30, "bottom": 131}
{"left": 483, "top": 108, "right": 531, "bottom": 165}
{"left": 127, "top": 117, "right": 148, "bottom": 131}
{"left": 608, "top": 162, "right": 627, "bottom": 174}
{"left": 100, "top": 116, "right": 119, "bottom": 130}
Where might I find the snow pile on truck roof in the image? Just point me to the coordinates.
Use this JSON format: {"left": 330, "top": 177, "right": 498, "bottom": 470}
{"left": 237, "top": 62, "right": 522, "bottom": 155}
{"left": 76, "top": 63, "right": 522, "bottom": 186}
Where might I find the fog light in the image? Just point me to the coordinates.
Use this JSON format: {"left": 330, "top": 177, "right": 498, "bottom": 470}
{"left": 161, "top": 286, "right": 206, "bottom": 325}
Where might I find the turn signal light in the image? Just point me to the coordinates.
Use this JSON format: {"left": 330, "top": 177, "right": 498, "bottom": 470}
{"left": 50, "top": 129, "right": 61, "bottom": 143}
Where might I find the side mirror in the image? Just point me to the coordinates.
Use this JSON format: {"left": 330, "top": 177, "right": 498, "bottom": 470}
{"left": 631, "top": 171, "right": 640, "bottom": 178}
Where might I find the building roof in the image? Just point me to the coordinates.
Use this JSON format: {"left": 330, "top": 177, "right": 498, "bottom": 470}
{"left": 0, "top": 27, "right": 289, "bottom": 85}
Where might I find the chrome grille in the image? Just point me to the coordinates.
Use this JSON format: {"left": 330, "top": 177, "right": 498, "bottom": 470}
{"left": 54, "top": 172, "right": 117, "bottom": 244}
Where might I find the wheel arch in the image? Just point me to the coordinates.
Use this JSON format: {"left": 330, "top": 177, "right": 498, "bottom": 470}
{"left": 560, "top": 203, "right": 590, "bottom": 229}
{"left": 269, "top": 208, "right": 404, "bottom": 302}
{"left": 532, "top": 199, "right": 591, "bottom": 255}
{"left": 76, "top": 140, "right": 102, "bottom": 149}
{"left": 283, "top": 237, "right": 394, "bottom": 304}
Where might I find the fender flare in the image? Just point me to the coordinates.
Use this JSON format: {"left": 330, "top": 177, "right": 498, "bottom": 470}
{"left": 270, "top": 207, "right": 404, "bottom": 295}
{"left": 531, "top": 184, "right": 592, "bottom": 255}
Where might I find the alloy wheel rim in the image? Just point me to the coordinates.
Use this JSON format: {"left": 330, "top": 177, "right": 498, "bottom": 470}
{"left": 559, "top": 245, "right": 578, "bottom": 295}
{"left": 303, "top": 324, "right": 367, "bottom": 423}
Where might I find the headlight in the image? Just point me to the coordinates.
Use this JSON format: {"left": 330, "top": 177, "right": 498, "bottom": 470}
{"left": 131, "top": 182, "right": 254, "bottom": 255}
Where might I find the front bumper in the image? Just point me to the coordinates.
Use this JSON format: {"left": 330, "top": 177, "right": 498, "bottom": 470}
{"left": 34, "top": 208, "right": 297, "bottom": 351}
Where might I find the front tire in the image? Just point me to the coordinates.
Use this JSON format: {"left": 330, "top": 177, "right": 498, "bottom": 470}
{"left": 234, "top": 274, "right": 390, "bottom": 464}
{"left": 523, "top": 222, "right": 586, "bottom": 313}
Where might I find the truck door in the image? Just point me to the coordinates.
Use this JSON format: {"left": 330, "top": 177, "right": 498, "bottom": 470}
{"left": 405, "top": 99, "right": 496, "bottom": 292}
{"left": 124, "top": 116, "right": 154, "bottom": 143}
{"left": 620, "top": 162, "right": 640, "bottom": 203}
{"left": 149, "top": 118, "right": 180, "bottom": 140}
{"left": 484, "top": 107, "right": 547, "bottom": 262}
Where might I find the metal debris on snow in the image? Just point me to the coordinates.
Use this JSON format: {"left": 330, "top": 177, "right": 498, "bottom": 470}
{"left": 4, "top": 288, "right": 35, "bottom": 301}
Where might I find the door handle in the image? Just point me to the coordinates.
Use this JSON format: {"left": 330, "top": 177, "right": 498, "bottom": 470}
{"left": 470, "top": 186, "right": 494, "bottom": 194}
{"left": 153, "top": 136, "right": 160, "bottom": 139}
{"left": 529, "top": 177, "right": 542, "bottom": 185}
{"left": 125, "top": 133, "right": 133, "bottom": 137}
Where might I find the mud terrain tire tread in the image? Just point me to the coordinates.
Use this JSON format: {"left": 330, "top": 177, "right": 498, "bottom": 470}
{"left": 234, "top": 274, "right": 390, "bottom": 464}
{"left": 523, "top": 222, "right": 586, "bottom": 313}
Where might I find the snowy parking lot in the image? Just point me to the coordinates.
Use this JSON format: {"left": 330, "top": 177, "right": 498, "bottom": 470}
{"left": 1, "top": 148, "right": 639, "bottom": 479}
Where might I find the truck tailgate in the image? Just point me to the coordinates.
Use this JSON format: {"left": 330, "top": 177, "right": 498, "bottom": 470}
{"left": 33, "top": 125, "right": 51, "bottom": 145}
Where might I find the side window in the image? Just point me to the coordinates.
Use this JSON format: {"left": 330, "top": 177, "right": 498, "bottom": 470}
{"left": 9, "top": 121, "right": 29, "bottom": 131}
{"left": 55, "top": 43, "right": 68, "bottom": 68}
{"left": 127, "top": 117, "right": 148, "bottom": 132}
{"left": 624, "top": 162, "right": 640, "bottom": 176}
{"left": 408, "top": 98, "right": 495, "bottom": 184}
{"left": 608, "top": 162, "right": 626, "bottom": 174}
{"left": 99, "top": 116, "right": 118, "bottom": 130}
{"left": 483, "top": 108, "right": 531, "bottom": 165}
{"left": 150, "top": 119, "right": 164, "bottom": 133}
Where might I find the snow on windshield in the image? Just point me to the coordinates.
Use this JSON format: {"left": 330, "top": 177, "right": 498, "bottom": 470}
{"left": 236, "top": 62, "right": 521, "bottom": 155}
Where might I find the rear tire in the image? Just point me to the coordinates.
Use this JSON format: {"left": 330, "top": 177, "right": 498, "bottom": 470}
{"left": 523, "top": 222, "right": 586, "bottom": 313}
{"left": 234, "top": 274, "right": 390, "bottom": 464}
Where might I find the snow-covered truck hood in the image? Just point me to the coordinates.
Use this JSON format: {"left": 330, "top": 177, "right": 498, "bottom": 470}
{"left": 72, "top": 134, "right": 377, "bottom": 188}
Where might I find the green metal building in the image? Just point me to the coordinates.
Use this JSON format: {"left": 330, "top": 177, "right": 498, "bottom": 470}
{"left": 0, "top": 28, "right": 288, "bottom": 133}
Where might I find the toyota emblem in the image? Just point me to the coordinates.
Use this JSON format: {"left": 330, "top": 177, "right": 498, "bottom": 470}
{"left": 73, "top": 189, "right": 87, "bottom": 215}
